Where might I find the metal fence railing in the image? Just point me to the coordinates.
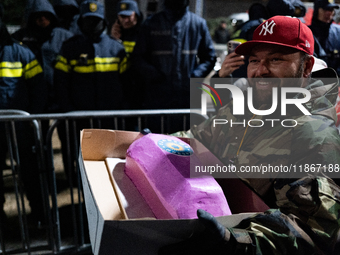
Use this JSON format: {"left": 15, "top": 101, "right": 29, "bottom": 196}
{"left": 0, "top": 109, "right": 209, "bottom": 255}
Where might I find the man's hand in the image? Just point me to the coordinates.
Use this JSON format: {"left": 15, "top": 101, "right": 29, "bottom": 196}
{"left": 219, "top": 52, "right": 245, "bottom": 77}
{"left": 158, "top": 209, "right": 229, "bottom": 255}
{"left": 111, "top": 20, "right": 122, "bottom": 40}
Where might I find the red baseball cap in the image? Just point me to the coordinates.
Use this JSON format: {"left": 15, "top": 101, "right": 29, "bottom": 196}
{"left": 235, "top": 15, "right": 314, "bottom": 56}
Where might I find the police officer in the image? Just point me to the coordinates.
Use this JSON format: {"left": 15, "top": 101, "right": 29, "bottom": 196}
{"left": 0, "top": 4, "right": 46, "bottom": 226}
{"left": 12, "top": 0, "right": 74, "bottom": 113}
{"left": 111, "top": 0, "right": 143, "bottom": 62}
{"left": 54, "top": 0, "right": 127, "bottom": 113}
{"left": 309, "top": 0, "right": 340, "bottom": 76}
{"left": 54, "top": 0, "right": 128, "bottom": 183}
{"left": 133, "top": 0, "right": 216, "bottom": 133}
{"left": 111, "top": 0, "right": 144, "bottom": 120}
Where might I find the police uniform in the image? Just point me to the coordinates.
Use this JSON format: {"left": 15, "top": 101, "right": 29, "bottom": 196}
{"left": 133, "top": 6, "right": 216, "bottom": 110}
{"left": 54, "top": 1, "right": 127, "bottom": 112}
{"left": 115, "top": 0, "right": 144, "bottom": 114}
{"left": 0, "top": 16, "right": 45, "bottom": 222}
{"left": 309, "top": 0, "right": 340, "bottom": 77}
{"left": 116, "top": 0, "right": 143, "bottom": 64}
{"left": 12, "top": 0, "right": 74, "bottom": 112}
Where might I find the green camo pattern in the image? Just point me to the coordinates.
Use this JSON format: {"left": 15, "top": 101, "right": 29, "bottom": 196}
{"left": 187, "top": 79, "right": 340, "bottom": 254}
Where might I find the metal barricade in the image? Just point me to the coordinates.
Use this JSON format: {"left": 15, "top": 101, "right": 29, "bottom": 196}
{"left": 0, "top": 110, "right": 51, "bottom": 254}
{"left": 0, "top": 109, "right": 209, "bottom": 255}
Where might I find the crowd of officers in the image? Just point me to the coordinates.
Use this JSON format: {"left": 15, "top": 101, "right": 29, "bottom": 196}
{"left": 0, "top": 0, "right": 216, "bottom": 229}
{"left": 0, "top": 0, "right": 340, "bottom": 233}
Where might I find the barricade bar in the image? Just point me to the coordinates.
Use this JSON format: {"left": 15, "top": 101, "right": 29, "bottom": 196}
{"left": 0, "top": 109, "right": 205, "bottom": 121}
{"left": 0, "top": 109, "right": 208, "bottom": 255}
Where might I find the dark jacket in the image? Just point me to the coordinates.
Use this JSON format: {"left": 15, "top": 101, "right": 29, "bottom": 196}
{"left": 309, "top": 4, "right": 340, "bottom": 76}
{"left": 266, "top": 0, "right": 306, "bottom": 18}
{"left": 12, "top": 0, "right": 74, "bottom": 112}
{"left": 214, "top": 26, "right": 230, "bottom": 44}
{"left": 309, "top": 18, "right": 340, "bottom": 77}
{"left": 133, "top": 7, "right": 216, "bottom": 109}
{"left": 118, "top": 12, "right": 144, "bottom": 110}
{"left": 0, "top": 21, "right": 45, "bottom": 113}
{"left": 119, "top": 9, "right": 143, "bottom": 61}
{"left": 54, "top": 33, "right": 127, "bottom": 112}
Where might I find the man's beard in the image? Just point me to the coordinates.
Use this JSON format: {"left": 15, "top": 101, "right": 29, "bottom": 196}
{"left": 251, "top": 62, "right": 305, "bottom": 107}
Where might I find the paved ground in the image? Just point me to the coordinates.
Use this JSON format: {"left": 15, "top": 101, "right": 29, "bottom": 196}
{"left": 1, "top": 129, "right": 92, "bottom": 254}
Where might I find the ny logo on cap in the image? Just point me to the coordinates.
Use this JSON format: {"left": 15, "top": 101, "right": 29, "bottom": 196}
{"left": 120, "top": 3, "right": 127, "bottom": 10}
{"left": 259, "top": 20, "right": 276, "bottom": 36}
{"left": 89, "top": 3, "right": 97, "bottom": 12}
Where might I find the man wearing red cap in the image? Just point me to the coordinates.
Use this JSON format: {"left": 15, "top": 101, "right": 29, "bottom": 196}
{"left": 162, "top": 16, "right": 340, "bottom": 254}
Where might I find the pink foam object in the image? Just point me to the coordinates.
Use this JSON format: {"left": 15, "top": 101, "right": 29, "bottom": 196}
{"left": 124, "top": 134, "right": 232, "bottom": 219}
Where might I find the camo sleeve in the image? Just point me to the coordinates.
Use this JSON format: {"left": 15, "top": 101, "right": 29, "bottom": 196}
{"left": 190, "top": 111, "right": 340, "bottom": 254}
{"left": 220, "top": 175, "right": 340, "bottom": 254}
{"left": 190, "top": 104, "right": 235, "bottom": 154}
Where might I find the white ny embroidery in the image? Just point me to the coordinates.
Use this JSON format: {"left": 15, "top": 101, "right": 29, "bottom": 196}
{"left": 259, "top": 20, "right": 276, "bottom": 36}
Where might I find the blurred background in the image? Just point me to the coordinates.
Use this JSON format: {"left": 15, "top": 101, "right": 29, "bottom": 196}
{"left": 3, "top": 0, "right": 340, "bottom": 36}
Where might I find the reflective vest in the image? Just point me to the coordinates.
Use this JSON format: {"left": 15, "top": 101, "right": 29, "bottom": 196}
{"left": 54, "top": 33, "right": 127, "bottom": 112}
{"left": 0, "top": 42, "right": 44, "bottom": 113}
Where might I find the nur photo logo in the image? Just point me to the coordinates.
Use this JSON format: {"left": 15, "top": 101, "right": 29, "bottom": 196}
{"left": 198, "top": 82, "right": 223, "bottom": 110}
{"left": 192, "top": 78, "right": 312, "bottom": 123}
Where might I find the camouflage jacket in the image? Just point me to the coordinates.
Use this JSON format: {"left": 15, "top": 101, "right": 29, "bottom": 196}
{"left": 190, "top": 79, "right": 340, "bottom": 254}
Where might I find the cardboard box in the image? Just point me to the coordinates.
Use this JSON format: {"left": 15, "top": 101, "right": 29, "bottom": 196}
{"left": 79, "top": 129, "right": 257, "bottom": 255}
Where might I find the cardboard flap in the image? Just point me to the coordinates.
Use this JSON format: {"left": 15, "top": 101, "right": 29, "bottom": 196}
{"left": 83, "top": 160, "right": 124, "bottom": 220}
{"left": 79, "top": 129, "right": 265, "bottom": 255}
{"left": 81, "top": 129, "right": 141, "bottom": 160}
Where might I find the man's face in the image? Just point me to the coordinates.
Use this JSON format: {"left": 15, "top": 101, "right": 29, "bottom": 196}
{"left": 318, "top": 7, "right": 335, "bottom": 23}
{"left": 247, "top": 44, "right": 307, "bottom": 105}
{"left": 118, "top": 12, "right": 137, "bottom": 29}
{"left": 35, "top": 15, "right": 51, "bottom": 28}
